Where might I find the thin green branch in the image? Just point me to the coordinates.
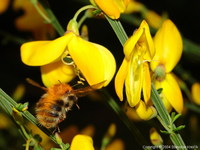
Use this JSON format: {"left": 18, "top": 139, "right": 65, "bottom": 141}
{"left": 30, "top": 0, "right": 52, "bottom": 23}
{"left": 72, "top": 5, "right": 96, "bottom": 21}
{"left": 30, "top": 0, "right": 65, "bottom": 36}
{"left": 105, "top": 15, "right": 128, "bottom": 46}
{"left": 151, "top": 84, "right": 171, "bottom": 126}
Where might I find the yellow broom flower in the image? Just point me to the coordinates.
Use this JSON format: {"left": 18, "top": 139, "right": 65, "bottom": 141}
{"left": 191, "top": 82, "right": 200, "bottom": 105}
{"left": 93, "top": 0, "right": 130, "bottom": 19}
{"left": 21, "top": 21, "right": 116, "bottom": 87}
{"left": 150, "top": 19, "right": 183, "bottom": 113}
{"left": 71, "top": 135, "right": 94, "bottom": 150}
{"left": 115, "top": 20, "right": 157, "bottom": 120}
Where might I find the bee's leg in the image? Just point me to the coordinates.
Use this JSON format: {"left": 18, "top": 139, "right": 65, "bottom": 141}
{"left": 53, "top": 126, "right": 60, "bottom": 134}
{"left": 76, "top": 103, "right": 80, "bottom": 110}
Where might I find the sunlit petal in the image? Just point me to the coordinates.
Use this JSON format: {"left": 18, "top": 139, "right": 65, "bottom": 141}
{"left": 125, "top": 57, "right": 143, "bottom": 107}
{"left": 124, "top": 20, "right": 155, "bottom": 60}
{"left": 160, "top": 73, "right": 183, "bottom": 113}
{"left": 142, "top": 62, "right": 151, "bottom": 103}
{"left": 68, "top": 36, "right": 116, "bottom": 87}
{"left": 41, "top": 61, "right": 75, "bottom": 87}
{"left": 150, "top": 19, "right": 183, "bottom": 72}
{"left": 115, "top": 59, "right": 128, "bottom": 101}
{"left": 191, "top": 82, "right": 200, "bottom": 106}
{"left": 20, "top": 32, "right": 74, "bottom": 66}
{"left": 94, "top": 0, "right": 130, "bottom": 19}
{"left": 135, "top": 101, "right": 157, "bottom": 120}
{"left": 71, "top": 135, "right": 94, "bottom": 150}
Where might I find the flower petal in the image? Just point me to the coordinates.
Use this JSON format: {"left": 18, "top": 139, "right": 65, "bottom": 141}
{"left": 160, "top": 73, "right": 183, "bottom": 113}
{"left": 68, "top": 36, "right": 116, "bottom": 87}
{"left": 125, "top": 1, "right": 144, "bottom": 13}
{"left": 150, "top": 128, "right": 163, "bottom": 146}
{"left": 70, "top": 135, "right": 94, "bottom": 150}
{"left": 41, "top": 61, "right": 75, "bottom": 87}
{"left": 0, "top": 0, "right": 10, "bottom": 14}
{"left": 125, "top": 56, "right": 143, "bottom": 107}
{"left": 94, "top": 0, "right": 120, "bottom": 19}
{"left": 150, "top": 19, "right": 183, "bottom": 72}
{"left": 105, "top": 139, "right": 125, "bottom": 150}
{"left": 154, "top": 80, "right": 173, "bottom": 112}
{"left": 142, "top": 62, "right": 151, "bottom": 104}
{"left": 145, "top": 11, "right": 163, "bottom": 29}
{"left": 191, "top": 82, "right": 200, "bottom": 106}
{"left": 94, "top": 0, "right": 129, "bottom": 19}
{"left": 20, "top": 32, "right": 75, "bottom": 66}
{"left": 135, "top": 101, "right": 157, "bottom": 120}
{"left": 124, "top": 20, "right": 155, "bottom": 61}
{"left": 115, "top": 58, "right": 128, "bottom": 101}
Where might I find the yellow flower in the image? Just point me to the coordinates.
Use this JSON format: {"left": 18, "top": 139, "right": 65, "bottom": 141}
{"left": 70, "top": 135, "right": 94, "bottom": 150}
{"left": 150, "top": 19, "right": 183, "bottom": 113}
{"left": 13, "top": 0, "right": 55, "bottom": 40}
{"left": 143, "top": 10, "right": 163, "bottom": 29}
{"left": 93, "top": 0, "right": 130, "bottom": 19}
{"left": 115, "top": 20, "right": 156, "bottom": 120}
{"left": 105, "top": 139, "right": 125, "bottom": 150}
{"left": 21, "top": 31, "right": 116, "bottom": 87}
{"left": 115, "top": 20, "right": 155, "bottom": 106}
{"left": 125, "top": 0, "right": 144, "bottom": 13}
{"left": 135, "top": 101, "right": 157, "bottom": 120}
{"left": 124, "top": 0, "right": 164, "bottom": 29}
{"left": 0, "top": 0, "right": 10, "bottom": 14}
{"left": 150, "top": 128, "right": 163, "bottom": 146}
{"left": 191, "top": 82, "right": 200, "bottom": 105}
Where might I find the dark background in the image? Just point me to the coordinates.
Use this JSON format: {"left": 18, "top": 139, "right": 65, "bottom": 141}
{"left": 0, "top": 0, "right": 200, "bottom": 149}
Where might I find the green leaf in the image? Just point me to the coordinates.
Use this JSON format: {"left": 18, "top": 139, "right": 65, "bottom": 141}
{"left": 173, "top": 125, "right": 185, "bottom": 132}
{"left": 157, "top": 88, "right": 163, "bottom": 94}
{"left": 160, "top": 130, "right": 170, "bottom": 134}
{"left": 172, "top": 113, "right": 182, "bottom": 123}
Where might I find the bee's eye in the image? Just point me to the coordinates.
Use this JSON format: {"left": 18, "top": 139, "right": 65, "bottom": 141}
{"left": 67, "top": 95, "right": 77, "bottom": 101}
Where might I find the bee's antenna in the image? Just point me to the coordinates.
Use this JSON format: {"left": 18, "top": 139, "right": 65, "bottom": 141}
{"left": 26, "top": 78, "right": 47, "bottom": 91}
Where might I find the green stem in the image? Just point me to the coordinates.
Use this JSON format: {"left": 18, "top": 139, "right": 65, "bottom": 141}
{"left": 78, "top": 12, "right": 88, "bottom": 28}
{"left": 151, "top": 85, "right": 187, "bottom": 150}
{"left": 151, "top": 84, "right": 171, "bottom": 126}
{"left": 73, "top": 5, "right": 96, "bottom": 21}
{"left": 185, "top": 103, "right": 200, "bottom": 113}
{"left": 31, "top": 0, "right": 65, "bottom": 36}
{"left": 105, "top": 15, "right": 128, "bottom": 46}
{"left": 174, "top": 65, "right": 197, "bottom": 85}
{"left": 25, "top": 138, "right": 32, "bottom": 150}
{"left": 30, "top": 0, "right": 51, "bottom": 23}
{"left": 0, "top": 30, "right": 28, "bottom": 44}
{"left": 20, "top": 124, "right": 31, "bottom": 140}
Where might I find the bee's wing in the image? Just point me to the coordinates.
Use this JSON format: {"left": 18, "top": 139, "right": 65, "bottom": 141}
{"left": 71, "top": 81, "right": 106, "bottom": 97}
